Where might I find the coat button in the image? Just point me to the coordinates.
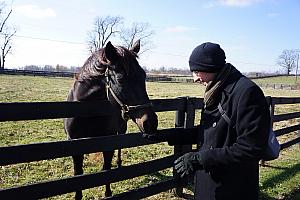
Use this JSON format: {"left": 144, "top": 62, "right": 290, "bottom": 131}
{"left": 212, "top": 122, "right": 217, "bottom": 127}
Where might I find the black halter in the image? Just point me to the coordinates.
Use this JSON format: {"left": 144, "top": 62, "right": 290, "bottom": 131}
{"left": 104, "top": 67, "right": 152, "bottom": 121}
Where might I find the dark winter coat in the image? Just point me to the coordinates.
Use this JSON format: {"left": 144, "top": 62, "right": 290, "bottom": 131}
{"left": 170, "top": 66, "right": 270, "bottom": 200}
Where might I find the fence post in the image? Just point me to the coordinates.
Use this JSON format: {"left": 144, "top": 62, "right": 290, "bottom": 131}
{"left": 184, "top": 97, "right": 196, "bottom": 190}
{"left": 298, "top": 118, "right": 300, "bottom": 149}
{"left": 173, "top": 97, "right": 186, "bottom": 197}
{"left": 173, "top": 97, "right": 195, "bottom": 197}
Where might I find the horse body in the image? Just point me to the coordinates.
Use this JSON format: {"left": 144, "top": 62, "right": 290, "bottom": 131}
{"left": 64, "top": 78, "right": 122, "bottom": 138}
{"left": 64, "top": 40, "right": 158, "bottom": 199}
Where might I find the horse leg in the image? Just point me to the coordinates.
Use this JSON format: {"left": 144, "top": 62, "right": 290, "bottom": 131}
{"left": 72, "top": 155, "right": 84, "bottom": 200}
{"left": 116, "top": 122, "right": 127, "bottom": 168}
{"left": 102, "top": 150, "right": 114, "bottom": 197}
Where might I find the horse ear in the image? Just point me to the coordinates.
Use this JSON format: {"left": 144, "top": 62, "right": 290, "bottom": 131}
{"left": 105, "top": 41, "right": 119, "bottom": 62}
{"left": 130, "top": 39, "right": 140, "bottom": 54}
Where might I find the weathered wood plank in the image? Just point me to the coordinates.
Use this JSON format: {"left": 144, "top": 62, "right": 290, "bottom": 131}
{"left": 0, "top": 128, "right": 193, "bottom": 165}
{"left": 274, "top": 124, "right": 300, "bottom": 137}
{"left": 151, "top": 98, "right": 186, "bottom": 112}
{"left": 280, "top": 137, "right": 300, "bottom": 150}
{"left": 272, "top": 112, "right": 300, "bottom": 122}
{"left": 0, "top": 99, "right": 187, "bottom": 122}
{"left": 0, "top": 101, "right": 115, "bottom": 121}
{"left": 0, "top": 155, "right": 176, "bottom": 199}
{"left": 189, "top": 97, "right": 204, "bottom": 109}
{"left": 104, "top": 178, "right": 177, "bottom": 200}
{"left": 272, "top": 97, "right": 300, "bottom": 104}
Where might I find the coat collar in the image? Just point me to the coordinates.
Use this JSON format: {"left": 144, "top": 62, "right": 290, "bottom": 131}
{"left": 222, "top": 64, "right": 243, "bottom": 94}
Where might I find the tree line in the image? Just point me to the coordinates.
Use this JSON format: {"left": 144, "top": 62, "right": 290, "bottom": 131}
{"left": 19, "top": 64, "right": 81, "bottom": 73}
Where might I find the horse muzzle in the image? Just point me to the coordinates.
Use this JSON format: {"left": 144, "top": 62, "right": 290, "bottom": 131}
{"left": 132, "top": 107, "right": 158, "bottom": 135}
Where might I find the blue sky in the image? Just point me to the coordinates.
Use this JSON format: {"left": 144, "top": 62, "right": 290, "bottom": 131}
{"left": 3, "top": 0, "right": 300, "bottom": 72}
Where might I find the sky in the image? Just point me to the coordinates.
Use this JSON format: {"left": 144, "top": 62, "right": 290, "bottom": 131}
{"left": 2, "top": 0, "right": 300, "bottom": 73}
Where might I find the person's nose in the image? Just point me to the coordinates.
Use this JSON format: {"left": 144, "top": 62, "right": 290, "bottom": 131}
{"left": 193, "top": 75, "right": 199, "bottom": 82}
{"left": 193, "top": 72, "right": 201, "bottom": 82}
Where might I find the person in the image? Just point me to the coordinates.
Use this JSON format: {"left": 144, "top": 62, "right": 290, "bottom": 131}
{"left": 146, "top": 42, "right": 270, "bottom": 200}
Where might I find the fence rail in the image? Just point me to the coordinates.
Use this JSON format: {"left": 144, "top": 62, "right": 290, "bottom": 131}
{"left": 256, "top": 83, "right": 300, "bottom": 90}
{"left": 0, "top": 69, "right": 76, "bottom": 77}
{"left": 0, "top": 97, "right": 299, "bottom": 199}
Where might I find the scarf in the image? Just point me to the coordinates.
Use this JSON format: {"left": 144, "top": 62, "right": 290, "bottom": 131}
{"left": 203, "top": 63, "right": 233, "bottom": 108}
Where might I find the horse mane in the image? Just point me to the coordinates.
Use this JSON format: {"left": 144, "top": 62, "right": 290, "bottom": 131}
{"left": 77, "top": 46, "right": 139, "bottom": 80}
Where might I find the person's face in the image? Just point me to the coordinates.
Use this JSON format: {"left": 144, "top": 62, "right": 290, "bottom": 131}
{"left": 192, "top": 71, "right": 217, "bottom": 86}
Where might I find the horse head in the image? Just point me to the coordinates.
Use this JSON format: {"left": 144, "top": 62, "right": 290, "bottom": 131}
{"left": 101, "top": 40, "right": 158, "bottom": 135}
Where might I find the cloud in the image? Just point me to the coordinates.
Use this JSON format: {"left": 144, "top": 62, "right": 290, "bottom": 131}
{"left": 207, "top": 0, "right": 263, "bottom": 7}
{"left": 15, "top": 5, "right": 56, "bottom": 19}
{"left": 165, "top": 26, "right": 195, "bottom": 33}
{"left": 7, "top": 37, "right": 87, "bottom": 67}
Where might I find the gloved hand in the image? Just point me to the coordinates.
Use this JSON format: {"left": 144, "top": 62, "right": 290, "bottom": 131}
{"left": 174, "top": 151, "right": 203, "bottom": 177}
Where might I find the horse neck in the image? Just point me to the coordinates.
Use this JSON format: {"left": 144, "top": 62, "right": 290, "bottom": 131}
{"left": 72, "top": 76, "right": 107, "bottom": 101}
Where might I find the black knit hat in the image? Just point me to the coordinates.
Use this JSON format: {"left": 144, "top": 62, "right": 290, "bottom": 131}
{"left": 189, "top": 42, "right": 226, "bottom": 73}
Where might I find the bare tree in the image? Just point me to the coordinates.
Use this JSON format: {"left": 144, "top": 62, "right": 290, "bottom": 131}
{"left": 0, "top": 2, "right": 16, "bottom": 70}
{"left": 120, "top": 22, "right": 154, "bottom": 55}
{"left": 87, "top": 15, "right": 123, "bottom": 53}
{"left": 277, "top": 49, "right": 299, "bottom": 75}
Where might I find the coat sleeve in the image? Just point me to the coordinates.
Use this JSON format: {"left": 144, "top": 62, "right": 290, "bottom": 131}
{"left": 199, "top": 85, "right": 270, "bottom": 170}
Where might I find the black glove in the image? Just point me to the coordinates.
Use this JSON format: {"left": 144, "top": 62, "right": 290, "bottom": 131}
{"left": 174, "top": 151, "right": 203, "bottom": 177}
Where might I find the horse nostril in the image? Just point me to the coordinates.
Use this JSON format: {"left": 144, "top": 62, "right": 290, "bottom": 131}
{"left": 134, "top": 109, "right": 158, "bottom": 134}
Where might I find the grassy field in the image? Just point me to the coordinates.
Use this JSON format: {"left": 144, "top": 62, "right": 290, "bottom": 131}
{"left": 0, "top": 74, "right": 299, "bottom": 200}
{"left": 252, "top": 75, "right": 300, "bottom": 85}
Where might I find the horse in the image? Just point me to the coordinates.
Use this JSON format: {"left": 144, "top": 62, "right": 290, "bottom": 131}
{"left": 64, "top": 40, "right": 158, "bottom": 199}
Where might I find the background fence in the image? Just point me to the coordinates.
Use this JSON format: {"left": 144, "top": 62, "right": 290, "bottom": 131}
{"left": 1, "top": 69, "right": 300, "bottom": 90}
{"left": 0, "top": 69, "right": 75, "bottom": 77}
{"left": 0, "top": 97, "right": 299, "bottom": 199}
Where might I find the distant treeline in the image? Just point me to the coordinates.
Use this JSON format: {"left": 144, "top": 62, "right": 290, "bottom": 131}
{"left": 1, "top": 67, "right": 299, "bottom": 88}
{"left": 3, "top": 64, "right": 294, "bottom": 78}
{"left": 17, "top": 64, "right": 81, "bottom": 73}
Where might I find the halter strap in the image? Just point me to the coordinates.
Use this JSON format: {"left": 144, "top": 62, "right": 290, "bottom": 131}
{"left": 104, "top": 68, "right": 152, "bottom": 121}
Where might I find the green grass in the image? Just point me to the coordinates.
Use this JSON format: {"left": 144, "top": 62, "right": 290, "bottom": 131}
{"left": 0, "top": 74, "right": 300, "bottom": 200}
{"left": 259, "top": 147, "right": 300, "bottom": 200}
{"left": 252, "top": 75, "right": 300, "bottom": 85}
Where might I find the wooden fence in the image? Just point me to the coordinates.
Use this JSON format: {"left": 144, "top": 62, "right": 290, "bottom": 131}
{"left": 267, "top": 97, "right": 300, "bottom": 149}
{"left": 256, "top": 83, "right": 300, "bottom": 90}
{"left": 0, "top": 97, "right": 299, "bottom": 199}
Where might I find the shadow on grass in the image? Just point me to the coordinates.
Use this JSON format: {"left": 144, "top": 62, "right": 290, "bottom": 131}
{"left": 260, "top": 162, "right": 300, "bottom": 200}
{"left": 260, "top": 164, "right": 290, "bottom": 170}
{"left": 148, "top": 171, "right": 195, "bottom": 199}
{"left": 142, "top": 162, "right": 300, "bottom": 200}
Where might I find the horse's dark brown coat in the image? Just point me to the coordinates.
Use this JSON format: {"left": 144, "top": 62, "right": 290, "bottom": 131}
{"left": 64, "top": 40, "right": 157, "bottom": 199}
